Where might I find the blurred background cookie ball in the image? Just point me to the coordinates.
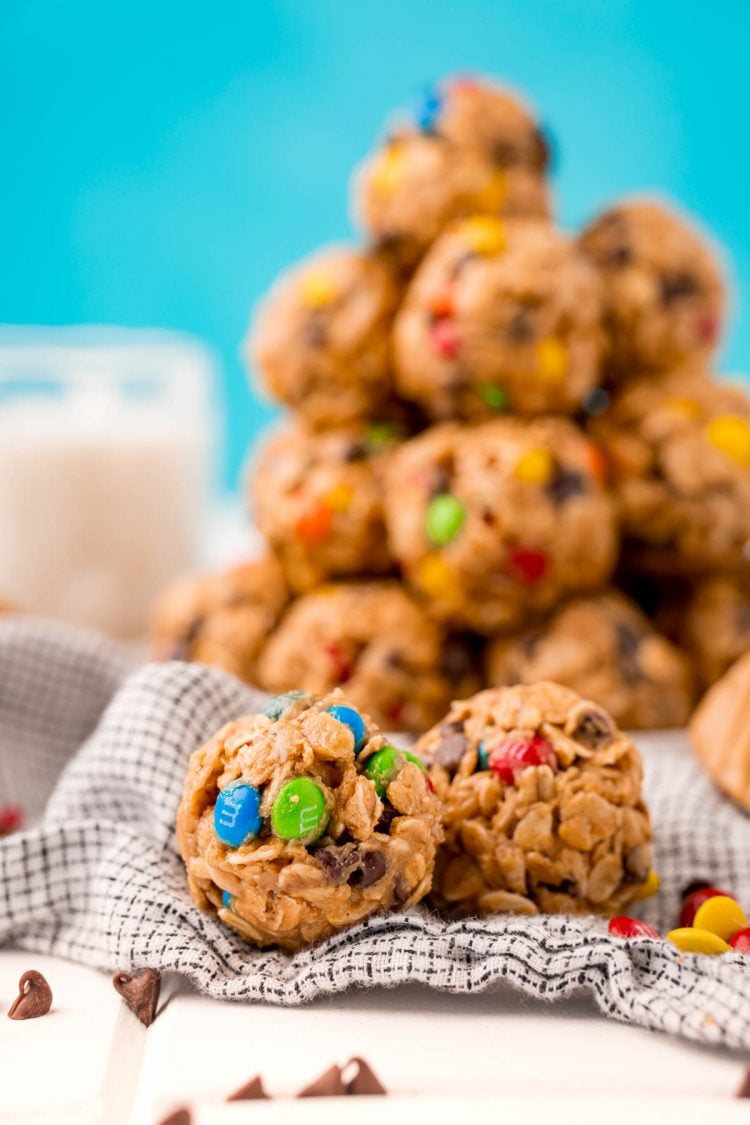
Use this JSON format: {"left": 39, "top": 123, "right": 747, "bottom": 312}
{"left": 579, "top": 197, "right": 726, "bottom": 377}
{"left": 249, "top": 422, "right": 402, "bottom": 592}
{"left": 257, "top": 581, "right": 479, "bottom": 731}
{"left": 150, "top": 557, "right": 288, "bottom": 684}
{"left": 393, "top": 218, "right": 604, "bottom": 419}
{"left": 485, "top": 591, "right": 694, "bottom": 729}
{"left": 384, "top": 418, "right": 618, "bottom": 632}
{"left": 680, "top": 575, "right": 750, "bottom": 689}
{"left": 353, "top": 76, "right": 551, "bottom": 270}
{"left": 591, "top": 372, "right": 750, "bottom": 573}
{"left": 176, "top": 690, "right": 443, "bottom": 949}
{"left": 249, "top": 246, "right": 400, "bottom": 426}
{"left": 416, "top": 683, "right": 653, "bottom": 916}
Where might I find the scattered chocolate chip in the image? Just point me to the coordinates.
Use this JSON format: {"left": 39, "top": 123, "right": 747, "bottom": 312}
{"left": 491, "top": 140, "right": 522, "bottom": 167}
{"left": 348, "top": 849, "right": 387, "bottom": 888}
{"left": 385, "top": 649, "right": 404, "bottom": 670}
{"left": 158, "top": 1108, "right": 191, "bottom": 1125}
{"left": 315, "top": 845, "right": 357, "bottom": 883}
{"left": 342, "top": 441, "right": 367, "bottom": 462}
{"left": 228, "top": 1075, "right": 269, "bottom": 1101}
{"left": 304, "top": 312, "right": 328, "bottom": 348}
{"left": 572, "top": 710, "right": 615, "bottom": 750}
{"left": 343, "top": 1056, "right": 388, "bottom": 1096}
{"left": 298, "top": 1065, "right": 346, "bottom": 1098}
{"left": 737, "top": 1068, "right": 750, "bottom": 1098}
{"left": 603, "top": 243, "right": 632, "bottom": 268}
{"left": 582, "top": 386, "right": 610, "bottom": 417}
{"left": 375, "top": 803, "right": 398, "bottom": 834}
{"left": 660, "top": 271, "right": 699, "bottom": 304}
{"left": 432, "top": 722, "right": 468, "bottom": 770}
{"left": 7, "top": 970, "right": 52, "bottom": 1020}
{"left": 430, "top": 466, "right": 452, "bottom": 496}
{"left": 481, "top": 507, "right": 496, "bottom": 527}
{"left": 506, "top": 304, "right": 537, "bottom": 343}
{"left": 545, "top": 465, "right": 588, "bottom": 505}
{"left": 112, "top": 968, "right": 161, "bottom": 1027}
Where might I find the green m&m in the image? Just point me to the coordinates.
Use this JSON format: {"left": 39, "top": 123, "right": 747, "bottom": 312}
{"left": 425, "top": 492, "right": 465, "bottom": 547}
{"left": 364, "top": 746, "right": 427, "bottom": 798}
{"left": 481, "top": 384, "right": 508, "bottom": 412}
{"left": 271, "top": 777, "right": 329, "bottom": 842}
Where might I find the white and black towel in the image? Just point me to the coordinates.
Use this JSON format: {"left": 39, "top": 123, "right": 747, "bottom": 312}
{"left": 1, "top": 617, "right": 749, "bottom": 1050}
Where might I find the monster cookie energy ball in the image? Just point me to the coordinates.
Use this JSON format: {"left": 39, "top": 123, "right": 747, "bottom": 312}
{"left": 485, "top": 591, "right": 694, "bottom": 729}
{"left": 393, "top": 217, "right": 604, "bottom": 419}
{"left": 257, "top": 581, "right": 478, "bottom": 731}
{"left": 250, "top": 421, "right": 401, "bottom": 593}
{"left": 415, "top": 683, "right": 654, "bottom": 917}
{"left": 384, "top": 418, "right": 618, "bottom": 632}
{"left": 150, "top": 557, "right": 288, "bottom": 684}
{"left": 249, "top": 246, "right": 400, "bottom": 426}
{"left": 680, "top": 575, "right": 750, "bottom": 688}
{"left": 354, "top": 76, "right": 550, "bottom": 270}
{"left": 591, "top": 372, "right": 750, "bottom": 573}
{"left": 579, "top": 197, "right": 726, "bottom": 377}
{"left": 176, "top": 690, "right": 443, "bottom": 950}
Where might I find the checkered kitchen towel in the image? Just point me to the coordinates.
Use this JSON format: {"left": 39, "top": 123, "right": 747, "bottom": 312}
{"left": 1, "top": 617, "right": 749, "bottom": 1051}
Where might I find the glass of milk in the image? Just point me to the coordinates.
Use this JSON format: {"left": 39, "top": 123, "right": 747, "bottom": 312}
{"left": 0, "top": 327, "right": 219, "bottom": 637}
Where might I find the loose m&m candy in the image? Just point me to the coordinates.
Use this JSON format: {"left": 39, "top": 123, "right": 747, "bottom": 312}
{"left": 692, "top": 895, "right": 747, "bottom": 942}
{"left": 608, "top": 916, "right": 660, "bottom": 940}
{"left": 667, "top": 927, "right": 730, "bottom": 956}
{"left": 271, "top": 777, "right": 329, "bottom": 842}
{"left": 214, "top": 782, "right": 262, "bottom": 848}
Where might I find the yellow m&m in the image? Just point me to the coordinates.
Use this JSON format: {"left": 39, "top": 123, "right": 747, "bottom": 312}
{"left": 476, "top": 168, "right": 507, "bottom": 212}
{"left": 459, "top": 215, "right": 506, "bottom": 256}
{"left": 705, "top": 415, "right": 750, "bottom": 466}
{"left": 299, "top": 271, "right": 337, "bottom": 310}
{"left": 537, "top": 338, "right": 568, "bottom": 385}
{"left": 666, "top": 927, "right": 730, "bottom": 956}
{"left": 325, "top": 483, "right": 353, "bottom": 513}
{"left": 514, "top": 447, "right": 554, "bottom": 485}
{"left": 692, "top": 894, "right": 747, "bottom": 941}
{"left": 372, "top": 143, "right": 404, "bottom": 197}
{"left": 416, "top": 554, "right": 458, "bottom": 600}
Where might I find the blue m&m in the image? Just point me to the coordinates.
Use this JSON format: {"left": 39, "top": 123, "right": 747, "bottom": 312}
{"left": 415, "top": 85, "right": 443, "bottom": 133}
{"left": 261, "top": 690, "right": 308, "bottom": 721}
{"left": 327, "top": 704, "right": 367, "bottom": 754}
{"left": 221, "top": 890, "right": 233, "bottom": 910}
{"left": 213, "top": 782, "right": 262, "bottom": 847}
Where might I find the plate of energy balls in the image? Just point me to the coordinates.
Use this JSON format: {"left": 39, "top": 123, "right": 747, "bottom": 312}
{"left": 152, "top": 71, "right": 750, "bottom": 949}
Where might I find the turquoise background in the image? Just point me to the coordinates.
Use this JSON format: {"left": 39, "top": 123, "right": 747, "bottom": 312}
{"left": 2, "top": 0, "right": 749, "bottom": 490}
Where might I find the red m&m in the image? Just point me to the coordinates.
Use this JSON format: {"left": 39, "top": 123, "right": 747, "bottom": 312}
{"left": 608, "top": 916, "right": 660, "bottom": 940}
{"left": 679, "top": 885, "right": 734, "bottom": 927}
{"left": 489, "top": 733, "right": 556, "bottom": 785}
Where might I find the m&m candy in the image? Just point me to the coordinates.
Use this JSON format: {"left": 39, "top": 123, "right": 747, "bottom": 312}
{"left": 363, "top": 746, "right": 402, "bottom": 798}
{"left": 327, "top": 704, "right": 367, "bottom": 754}
{"left": 489, "top": 733, "right": 557, "bottom": 785}
{"left": 608, "top": 916, "right": 660, "bottom": 940}
{"left": 460, "top": 215, "right": 506, "bottom": 256}
{"left": 679, "top": 884, "right": 732, "bottom": 927}
{"left": 214, "top": 782, "right": 263, "bottom": 848}
{"left": 271, "top": 777, "right": 329, "bottom": 842}
{"left": 295, "top": 498, "right": 333, "bottom": 543}
{"left": 431, "top": 318, "right": 460, "bottom": 359}
{"left": 481, "top": 384, "right": 508, "bottom": 412}
{"left": 705, "top": 415, "right": 750, "bottom": 466}
{"left": 508, "top": 546, "right": 548, "bottom": 584}
{"left": 666, "top": 927, "right": 730, "bottom": 956}
{"left": 425, "top": 493, "right": 466, "bottom": 547}
{"left": 476, "top": 742, "right": 490, "bottom": 770}
{"left": 415, "top": 86, "right": 443, "bottom": 133}
{"left": 514, "top": 447, "right": 554, "bottom": 485}
{"left": 692, "top": 895, "right": 747, "bottom": 942}
{"left": 729, "top": 928, "right": 750, "bottom": 953}
{"left": 299, "top": 271, "right": 337, "bottom": 309}
{"left": 537, "top": 337, "right": 567, "bottom": 384}
{"left": 221, "top": 890, "right": 233, "bottom": 910}
{"left": 630, "top": 869, "right": 661, "bottom": 901}
{"left": 261, "top": 691, "right": 308, "bottom": 720}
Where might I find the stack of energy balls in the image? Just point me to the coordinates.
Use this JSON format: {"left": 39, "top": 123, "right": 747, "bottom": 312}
{"left": 153, "top": 73, "right": 750, "bottom": 735}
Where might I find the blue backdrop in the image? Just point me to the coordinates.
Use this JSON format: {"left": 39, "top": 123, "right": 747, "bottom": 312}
{"left": 2, "top": 0, "right": 749, "bottom": 489}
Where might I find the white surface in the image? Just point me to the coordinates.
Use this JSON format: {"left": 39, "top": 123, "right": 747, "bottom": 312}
{"left": 0, "top": 953, "right": 746, "bottom": 1124}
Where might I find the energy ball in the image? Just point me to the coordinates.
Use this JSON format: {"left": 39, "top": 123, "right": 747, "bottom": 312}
{"left": 591, "top": 372, "right": 750, "bottom": 573}
{"left": 485, "top": 591, "right": 694, "bottom": 730}
{"left": 384, "top": 418, "right": 618, "bottom": 633}
{"left": 579, "top": 198, "right": 726, "bottom": 377}
{"left": 249, "top": 246, "right": 400, "bottom": 426}
{"left": 354, "top": 77, "right": 551, "bottom": 271}
{"left": 681, "top": 575, "right": 750, "bottom": 688}
{"left": 257, "top": 581, "right": 479, "bottom": 732}
{"left": 150, "top": 557, "right": 288, "bottom": 684}
{"left": 176, "top": 690, "right": 443, "bottom": 949}
{"left": 250, "top": 422, "right": 403, "bottom": 593}
{"left": 415, "top": 683, "right": 654, "bottom": 917}
{"left": 393, "top": 217, "right": 604, "bottom": 419}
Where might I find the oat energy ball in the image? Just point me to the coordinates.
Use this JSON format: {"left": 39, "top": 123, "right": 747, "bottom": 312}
{"left": 579, "top": 198, "right": 726, "bottom": 377}
{"left": 250, "top": 422, "right": 401, "bottom": 592}
{"left": 416, "top": 683, "right": 654, "bottom": 917}
{"left": 393, "top": 217, "right": 604, "bottom": 419}
{"left": 250, "top": 246, "right": 400, "bottom": 426}
{"left": 591, "top": 373, "right": 750, "bottom": 573}
{"left": 384, "top": 419, "right": 618, "bottom": 633}
{"left": 176, "top": 690, "right": 443, "bottom": 949}
{"left": 486, "top": 592, "right": 694, "bottom": 729}
{"left": 681, "top": 575, "right": 750, "bottom": 688}
{"left": 150, "top": 558, "right": 287, "bottom": 684}
{"left": 257, "top": 582, "right": 478, "bottom": 731}
{"left": 354, "top": 77, "right": 550, "bottom": 269}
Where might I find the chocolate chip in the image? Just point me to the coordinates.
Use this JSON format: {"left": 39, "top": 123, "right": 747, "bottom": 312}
{"left": 375, "top": 803, "right": 398, "bottom": 834}
{"left": 603, "top": 243, "right": 632, "bottom": 268}
{"left": 342, "top": 441, "right": 367, "bottom": 462}
{"left": 385, "top": 649, "right": 404, "bottom": 670}
{"left": 7, "top": 970, "right": 52, "bottom": 1020}
{"left": 158, "top": 1109, "right": 192, "bottom": 1125}
{"left": 492, "top": 140, "right": 523, "bottom": 167}
{"left": 539, "top": 879, "right": 576, "bottom": 895}
{"left": 736, "top": 1068, "right": 750, "bottom": 1098}
{"left": 112, "top": 968, "right": 161, "bottom": 1027}
{"left": 343, "top": 1056, "right": 387, "bottom": 1096}
{"left": 545, "top": 465, "right": 588, "bottom": 505}
{"left": 432, "top": 721, "right": 468, "bottom": 770}
{"left": 315, "top": 846, "right": 357, "bottom": 883}
{"left": 506, "top": 304, "right": 537, "bottom": 343}
{"left": 572, "top": 710, "right": 615, "bottom": 749}
{"left": 430, "top": 467, "right": 452, "bottom": 496}
{"left": 298, "top": 1065, "right": 346, "bottom": 1097}
{"left": 660, "top": 271, "right": 699, "bottom": 304}
{"left": 347, "top": 849, "right": 387, "bottom": 888}
{"left": 228, "top": 1076, "right": 269, "bottom": 1101}
{"left": 582, "top": 386, "right": 610, "bottom": 417}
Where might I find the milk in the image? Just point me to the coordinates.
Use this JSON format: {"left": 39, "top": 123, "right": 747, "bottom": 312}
{"left": 0, "top": 328, "right": 218, "bottom": 637}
